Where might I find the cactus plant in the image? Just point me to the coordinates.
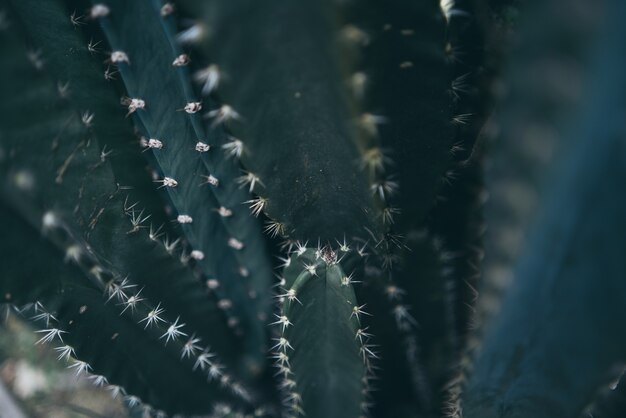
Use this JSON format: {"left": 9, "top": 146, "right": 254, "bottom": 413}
{"left": 0, "top": 0, "right": 625, "bottom": 417}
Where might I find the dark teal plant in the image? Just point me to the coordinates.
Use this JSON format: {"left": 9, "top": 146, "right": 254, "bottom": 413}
{"left": 0, "top": 0, "right": 625, "bottom": 417}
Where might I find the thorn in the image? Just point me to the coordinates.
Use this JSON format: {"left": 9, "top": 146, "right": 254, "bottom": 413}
{"left": 70, "top": 11, "right": 86, "bottom": 26}
{"left": 181, "top": 334, "right": 202, "bottom": 359}
{"left": 450, "top": 141, "right": 465, "bottom": 156}
{"left": 87, "top": 39, "right": 102, "bottom": 55}
{"left": 177, "top": 24, "right": 204, "bottom": 45}
{"left": 264, "top": 220, "right": 285, "bottom": 238}
{"left": 392, "top": 304, "right": 418, "bottom": 328}
{"left": 89, "top": 375, "right": 108, "bottom": 387}
{"left": 35, "top": 328, "right": 66, "bottom": 344}
{"left": 351, "top": 304, "right": 371, "bottom": 323}
{"left": 336, "top": 237, "right": 350, "bottom": 253}
{"left": 172, "top": 54, "right": 190, "bottom": 67}
{"left": 270, "top": 315, "right": 292, "bottom": 333}
{"left": 163, "top": 237, "right": 180, "bottom": 254}
{"left": 109, "top": 51, "right": 129, "bottom": 64}
{"left": 190, "top": 250, "right": 205, "bottom": 260}
{"left": 104, "top": 66, "right": 118, "bottom": 81}
{"left": 294, "top": 241, "right": 308, "bottom": 257}
{"left": 148, "top": 224, "right": 164, "bottom": 241}
{"left": 276, "top": 256, "right": 291, "bottom": 269}
{"left": 381, "top": 207, "right": 400, "bottom": 225}
{"left": 121, "top": 97, "right": 145, "bottom": 116}
{"left": 128, "top": 209, "right": 151, "bottom": 233}
{"left": 199, "top": 174, "right": 219, "bottom": 187}
{"left": 26, "top": 49, "right": 44, "bottom": 70}
{"left": 177, "top": 214, "right": 193, "bottom": 224}
{"left": 303, "top": 263, "right": 318, "bottom": 276}
{"left": 206, "top": 105, "right": 241, "bottom": 126}
{"left": 193, "top": 348, "right": 215, "bottom": 371}
{"left": 125, "top": 395, "right": 141, "bottom": 408}
{"left": 271, "top": 337, "right": 294, "bottom": 351}
{"left": 90, "top": 4, "right": 110, "bottom": 19}
{"left": 245, "top": 197, "right": 268, "bottom": 217}
{"left": 184, "top": 102, "right": 202, "bottom": 114}
{"left": 41, "top": 211, "right": 60, "bottom": 232}
{"left": 370, "top": 178, "right": 399, "bottom": 200}
{"left": 160, "top": 317, "right": 187, "bottom": 344}
{"left": 123, "top": 197, "right": 139, "bottom": 214}
{"left": 340, "top": 25, "right": 370, "bottom": 46}
{"left": 100, "top": 145, "right": 113, "bottom": 162}
{"left": 105, "top": 277, "right": 135, "bottom": 303}
{"left": 350, "top": 72, "right": 367, "bottom": 99}
{"left": 81, "top": 111, "right": 94, "bottom": 127}
{"left": 359, "top": 345, "right": 379, "bottom": 365}
{"left": 440, "top": 0, "right": 471, "bottom": 22}
{"left": 64, "top": 245, "right": 82, "bottom": 263}
{"left": 236, "top": 171, "right": 263, "bottom": 192}
{"left": 228, "top": 238, "right": 244, "bottom": 250}
{"left": 206, "top": 279, "right": 220, "bottom": 290}
{"left": 284, "top": 391, "right": 303, "bottom": 405}
{"left": 54, "top": 345, "right": 75, "bottom": 361}
{"left": 359, "top": 147, "right": 391, "bottom": 175}
{"left": 275, "top": 288, "right": 301, "bottom": 305}
{"left": 222, "top": 136, "right": 244, "bottom": 159}
{"left": 119, "top": 288, "right": 145, "bottom": 314}
{"left": 160, "top": 3, "right": 175, "bottom": 17}
{"left": 155, "top": 177, "right": 178, "bottom": 188}
{"left": 194, "top": 64, "right": 221, "bottom": 95}
{"left": 359, "top": 113, "right": 388, "bottom": 137}
{"left": 450, "top": 73, "right": 472, "bottom": 99}
{"left": 384, "top": 285, "right": 406, "bottom": 301}
{"left": 279, "top": 378, "right": 297, "bottom": 390}
{"left": 68, "top": 360, "right": 92, "bottom": 376}
{"left": 273, "top": 363, "right": 292, "bottom": 378}
{"left": 138, "top": 303, "right": 166, "bottom": 329}
{"left": 452, "top": 113, "right": 473, "bottom": 125}
{"left": 195, "top": 141, "right": 211, "bottom": 152}
{"left": 217, "top": 299, "right": 233, "bottom": 311}
{"left": 31, "top": 310, "right": 57, "bottom": 327}
{"left": 107, "top": 385, "right": 125, "bottom": 399}
{"left": 271, "top": 351, "right": 290, "bottom": 366}
{"left": 208, "top": 362, "right": 224, "bottom": 379}
{"left": 355, "top": 327, "right": 373, "bottom": 344}
{"left": 215, "top": 206, "right": 232, "bottom": 217}
{"left": 145, "top": 138, "right": 163, "bottom": 149}
{"left": 341, "top": 272, "right": 361, "bottom": 286}
{"left": 357, "top": 242, "right": 369, "bottom": 258}
{"left": 57, "top": 81, "right": 70, "bottom": 98}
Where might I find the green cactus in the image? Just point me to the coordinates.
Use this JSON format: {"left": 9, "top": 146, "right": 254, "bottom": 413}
{"left": 0, "top": 0, "right": 624, "bottom": 417}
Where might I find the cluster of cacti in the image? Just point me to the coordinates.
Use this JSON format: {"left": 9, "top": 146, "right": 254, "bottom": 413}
{"left": 0, "top": 0, "right": 625, "bottom": 417}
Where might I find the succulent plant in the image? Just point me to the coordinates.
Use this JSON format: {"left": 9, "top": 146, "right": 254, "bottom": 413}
{"left": 0, "top": 0, "right": 625, "bottom": 417}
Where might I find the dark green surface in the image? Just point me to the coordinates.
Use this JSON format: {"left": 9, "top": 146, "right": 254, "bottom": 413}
{"left": 337, "top": 0, "right": 457, "bottom": 231}
{"left": 84, "top": 0, "right": 274, "bottom": 358}
{"left": 179, "top": 0, "right": 378, "bottom": 242}
{"left": 464, "top": 0, "right": 626, "bottom": 416}
{"left": 0, "top": 3, "right": 254, "bottom": 412}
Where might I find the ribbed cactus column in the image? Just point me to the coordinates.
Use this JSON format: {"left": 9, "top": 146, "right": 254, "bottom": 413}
{"left": 274, "top": 249, "right": 370, "bottom": 418}
{"left": 463, "top": 0, "right": 626, "bottom": 417}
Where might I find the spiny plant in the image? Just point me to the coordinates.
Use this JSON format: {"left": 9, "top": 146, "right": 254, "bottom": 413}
{"left": 0, "top": 0, "right": 625, "bottom": 417}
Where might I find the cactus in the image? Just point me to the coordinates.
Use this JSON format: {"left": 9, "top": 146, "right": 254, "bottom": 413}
{"left": 0, "top": 0, "right": 625, "bottom": 417}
